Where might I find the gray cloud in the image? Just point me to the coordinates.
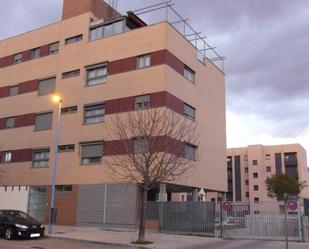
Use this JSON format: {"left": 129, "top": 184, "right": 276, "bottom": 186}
{"left": 1, "top": 0, "right": 309, "bottom": 141}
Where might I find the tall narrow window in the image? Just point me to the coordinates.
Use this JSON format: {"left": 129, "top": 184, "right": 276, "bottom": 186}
{"left": 80, "top": 142, "right": 103, "bottom": 164}
{"left": 2, "top": 152, "right": 12, "bottom": 163}
{"left": 135, "top": 95, "right": 150, "bottom": 110}
{"left": 48, "top": 42, "right": 59, "bottom": 54}
{"left": 86, "top": 65, "right": 107, "bottom": 86}
{"left": 38, "top": 77, "right": 56, "bottom": 96}
{"left": 253, "top": 172, "right": 258, "bottom": 178}
{"left": 32, "top": 149, "right": 50, "bottom": 168}
{"left": 137, "top": 54, "right": 151, "bottom": 69}
{"left": 184, "top": 103, "right": 196, "bottom": 120}
{"left": 84, "top": 103, "right": 105, "bottom": 124}
{"left": 13, "top": 53, "right": 23, "bottom": 64}
{"left": 5, "top": 117, "right": 15, "bottom": 129}
{"left": 184, "top": 65, "right": 195, "bottom": 82}
{"left": 35, "top": 112, "right": 52, "bottom": 131}
{"left": 31, "top": 48, "right": 40, "bottom": 59}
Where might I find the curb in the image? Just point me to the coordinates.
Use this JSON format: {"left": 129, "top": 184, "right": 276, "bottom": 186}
{"left": 46, "top": 235, "right": 152, "bottom": 249}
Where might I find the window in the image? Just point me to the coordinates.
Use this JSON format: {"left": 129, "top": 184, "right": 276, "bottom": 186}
{"left": 32, "top": 149, "right": 50, "bottom": 168}
{"left": 135, "top": 95, "right": 150, "bottom": 110}
{"left": 266, "top": 166, "right": 271, "bottom": 172}
{"left": 35, "top": 112, "right": 52, "bottom": 131}
{"left": 31, "top": 48, "right": 40, "bottom": 59}
{"left": 2, "top": 152, "right": 12, "bottom": 163}
{"left": 62, "top": 69, "right": 80, "bottom": 79}
{"left": 252, "top": 160, "right": 258, "bottom": 166}
{"left": 5, "top": 117, "right": 15, "bottom": 128}
{"left": 265, "top": 154, "right": 271, "bottom": 160}
{"left": 13, "top": 53, "right": 23, "bottom": 64}
{"left": 245, "top": 179, "right": 249, "bottom": 185}
{"left": 253, "top": 172, "right": 258, "bottom": 178}
{"left": 184, "top": 143, "right": 197, "bottom": 160}
{"left": 184, "top": 103, "right": 196, "bottom": 120}
{"left": 227, "top": 157, "right": 232, "bottom": 162}
{"left": 49, "top": 42, "right": 59, "bottom": 54}
{"left": 254, "top": 197, "right": 259, "bottom": 203}
{"left": 254, "top": 185, "right": 259, "bottom": 191}
{"left": 84, "top": 103, "right": 105, "bottom": 124}
{"left": 65, "top": 34, "right": 83, "bottom": 45}
{"left": 245, "top": 192, "right": 249, "bottom": 198}
{"left": 86, "top": 65, "right": 107, "bottom": 86}
{"left": 133, "top": 137, "right": 149, "bottom": 154}
{"left": 9, "top": 85, "right": 18, "bottom": 96}
{"left": 244, "top": 155, "right": 248, "bottom": 161}
{"left": 137, "top": 54, "right": 151, "bottom": 68}
{"left": 245, "top": 167, "right": 248, "bottom": 173}
{"left": 61, "top": 106, "right": 78, "bottom": 114}
{"left": 38, "top": 77, "right": 56, "bottom": 96}
{"left": 184, "top": 65, "right": 195, "bottom": 82}
{"left": 89, "top": 20, "right": 124, "bottom": 40}
{"left": 55, "top": 185, "right": 72, "bottom": 192}
{"left": 58, "top": 144, "right": 75, "bottom": 153}
{"left": 81, "top": 142, "right": 103, "bottom": 164}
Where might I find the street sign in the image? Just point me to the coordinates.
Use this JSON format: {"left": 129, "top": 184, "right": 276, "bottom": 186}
{"left": 222, "top": 201, "right": 232, "bottom": 211}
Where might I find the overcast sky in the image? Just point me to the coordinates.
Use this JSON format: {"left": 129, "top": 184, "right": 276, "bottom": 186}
{"left": 1, "top": 0, "right": 309, "bottom": 161}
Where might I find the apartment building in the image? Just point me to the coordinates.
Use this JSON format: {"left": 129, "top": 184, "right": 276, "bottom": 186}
{"left": 227, "top": 144, "right": 309, "bottom": 202}
{"left": 0, "top": 0, "right": 226, "bottom": 227}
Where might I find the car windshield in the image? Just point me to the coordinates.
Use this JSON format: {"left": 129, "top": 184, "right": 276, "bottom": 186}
{"left": 7, "top": 211, "right": 34, "bottom": 222}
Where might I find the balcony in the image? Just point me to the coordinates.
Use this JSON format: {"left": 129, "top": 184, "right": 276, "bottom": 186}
{"left": 284, "top": 152, "right": 297, "bottom": 166}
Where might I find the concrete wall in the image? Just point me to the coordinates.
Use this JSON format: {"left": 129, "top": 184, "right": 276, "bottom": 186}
{"left": 0, "top": 186, "right": 29, "bottom": 212}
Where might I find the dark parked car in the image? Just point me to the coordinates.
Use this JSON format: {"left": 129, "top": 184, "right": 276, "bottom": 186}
{"left": 0, "top": 210, "right": 45, "bottom": 240}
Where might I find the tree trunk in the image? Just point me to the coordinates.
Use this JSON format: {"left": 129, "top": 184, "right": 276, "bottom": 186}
{"left": 284, "top": 200, "right": 288, "bottom": 249}
{"left": 138, "top": 186, "right": 147, "bottom": 241}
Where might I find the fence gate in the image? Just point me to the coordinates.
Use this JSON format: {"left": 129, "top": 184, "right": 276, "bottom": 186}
{"left": 218, "top": 201, "right": 302, "bottom": 241}
{"left": 147, "top": 202, "right": 215, "bottom": 236}
{"left": 28, "top": 186, "right": 47, "bottom": 223}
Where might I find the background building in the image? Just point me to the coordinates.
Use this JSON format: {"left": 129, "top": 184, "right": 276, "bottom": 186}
{"left": 227, "top": 144, "right": 309, "bottom": 202}
{"left": 0, "top": 0, "right": 226, "bottom": 226}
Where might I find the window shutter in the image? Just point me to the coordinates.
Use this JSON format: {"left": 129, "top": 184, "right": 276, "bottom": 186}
{"left": 35, "top": 113, "right": 52, "bottom": 130}
{"left": 38, "top": 77, "right": 55, "bottom": 96}
{"left": 81, "top": 143, "right": 103, "bottom": 158}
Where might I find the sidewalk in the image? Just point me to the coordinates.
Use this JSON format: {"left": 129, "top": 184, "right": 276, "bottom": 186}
{"left": 48, "top": 225, "right": 221, "bottom": 249}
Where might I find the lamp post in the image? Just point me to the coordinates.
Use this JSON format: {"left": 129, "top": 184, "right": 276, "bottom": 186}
{"left": 48, "top": 94, "right": 62, "bottom": 234}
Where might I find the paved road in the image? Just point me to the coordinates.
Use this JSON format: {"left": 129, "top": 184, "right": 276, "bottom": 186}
{"left": 0, "top": 238, "right": 136, "bottom": 249}
{"left": 1, "top": 237, "right": 309, "bottom": 249}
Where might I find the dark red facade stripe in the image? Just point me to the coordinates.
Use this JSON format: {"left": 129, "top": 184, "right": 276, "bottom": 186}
{"left": 107, "top": 57, "right": 137, "bottom": 75}
{"left": 104, "top": 136, "right": 185, "bottom": 156}
{"left": 19, "top": 79, "right": 39, "bottom": 94}
{"left": 107, "top": 49, "right": 185, "bottom": 77}
{"left": 0, "top": 149, "right": 32, "bottom": 163}
{"left": 0, "top": 86, "right": 9, "bottom": 98}
{"left": 105, "top": 96, "right": 135, "bottom": 114}
{"left": 23, "top": 50, "right": 32, "bottom": 62}
{"left": 11, "top": 149, "right": 33, "bottom": 162}
{"left": 40, "top": 45, "right": 50, "bottom": 57}
{"left": 15, "top": 113, "right": 36, "bottom": 128}
{"left": 0, "top": 113, "right": 35, "bottom": 130}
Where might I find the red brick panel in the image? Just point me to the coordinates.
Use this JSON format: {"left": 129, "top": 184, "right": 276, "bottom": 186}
{"left": 104, "top": 139, "right": 132, "bottom": 155}
{"left": 23, "top": 50, "right": 32, "bottom": 62}
{"left": 151, "top": 50, "right": 167, "bottom": 66}
{"left": 105, "top": 96, "right": 135, "bottom": 114}
{"left": 165, "top": 92, "right": 185, "bottom": 115}
{"left": 40, "top": 45, "right": 50, "bottom": 57}
{"left": 107, "top": 57, "right": 137, "bottom": 75}
{"left": 0, "top": 56, "right": 13, "bottom": 68}
{"left": 0, "top": 86, "right": 9, "bottom": 98}
{"left": 11, "top": 149, "right": 33, "bottom": 162}
{"left": 14, "top": 113, "right": 35, "bottom": 128}
{"left": 0, "top": 118, "right": 6, "bottom": 129}
{"left": 19, "top": 79, "right": 39, "bottom": 94}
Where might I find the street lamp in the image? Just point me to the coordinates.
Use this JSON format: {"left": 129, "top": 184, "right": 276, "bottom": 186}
{"left": 48, "top": 94, "right": 63, "bottom": 234}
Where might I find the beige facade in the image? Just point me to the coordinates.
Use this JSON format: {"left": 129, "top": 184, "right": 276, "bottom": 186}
{"left": 0, "top": 1, "right": 226, "bottom": 195}
{"left": 227, "top": 144, "right": 309, "bottom": 202}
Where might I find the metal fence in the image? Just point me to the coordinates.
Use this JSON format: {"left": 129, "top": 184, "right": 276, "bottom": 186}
{"left": 217, "top": 201, "right": 302, "bottom": 241}
{"left": 146, "top": 201, "right": 215, "bottom": 236}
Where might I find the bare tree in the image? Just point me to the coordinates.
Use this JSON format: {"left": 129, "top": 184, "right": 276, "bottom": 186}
{"left": 105, "top": 107, "right": 198, "bottom": 241}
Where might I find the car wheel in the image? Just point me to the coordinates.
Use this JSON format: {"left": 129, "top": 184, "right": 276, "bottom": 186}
{"left": 5, "top": 227, "right": 14, "bottom": 240}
